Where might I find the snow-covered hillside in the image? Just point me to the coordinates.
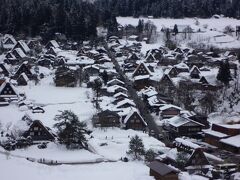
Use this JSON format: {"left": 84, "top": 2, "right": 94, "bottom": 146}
{"left": 117, "top": 17, "right": 240, "bottom": 49}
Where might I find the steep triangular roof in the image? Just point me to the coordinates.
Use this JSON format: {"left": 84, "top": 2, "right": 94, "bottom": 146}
{"left": 185, "top": 148, "right": 210, "bottom": 167}
{"left": 107, "top": 79, "right": 125, "bottom": 86}
{"left": 0, "top": 80, "right": 18, "bottom": 97}
{"left": 27, "top": 120, "right": 55, "bottom": 140}
{"left": 160, "top": 74, "right": 174, "bottom": 85}
{"left": 199, "top": 76, "right": 209, "bottom": 84}
{"left": 123, "top": 110, "right": 147, "bottom": 125}
{"left": 190, "top": 65, "right": 201, "bottom": 75}
{"left": 14, "top": 40, "right": 30, "bottom": 53}
{"left": 132, "top": 63, "right": 152, "bottom": 77}
{"left": 12, "top": 48, "right": 26, "bottom": 58}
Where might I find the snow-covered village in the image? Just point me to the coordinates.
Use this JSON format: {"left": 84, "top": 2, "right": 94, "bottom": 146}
{"left": 1, "top": 0, "right": 240, "bottom": 180}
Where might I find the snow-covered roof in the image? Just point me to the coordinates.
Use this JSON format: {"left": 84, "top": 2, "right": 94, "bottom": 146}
{"left": 107, "top": 79, "right": 125, "bottom": 86}
{"left": 142, "top": 87, "right": 158, "bottom": 97}
{"left": 19, "top": 73, "right": 29, "bottom": 82}
{"left": 113, "top": 92, "right": 128, "bottom": 98}
{"left": 16, "top": 40, "right": 30, "bottom": 53}
{"left": 189, "top": 65, "right": 201, "bottom": 74}
{"left": 167, "top": 116, "right": 190, "bottom": 127}
{"left": 134, "top": 74, "right": 150, "bottom": 81}
{"left": 107, "top": 85, "right": 127, "bottom": 93}
{"left": 159, "top": 104, "right": 182, "bottom": 111}
{"left": 174, "top": 62, "right": 189, "bottom": 69}
{"left": 220, "top": 135, "right": 240, "bottom": 148}
{"left": 13, "top": 48, "right": 26, "bottom": 58}
{"left": 175, "top": 138, "right": 200, "bottom": 149}
{"left": 49, "top": 40, "right": 60, "bottom": 48}
{"left": 204, "top": 130, "right": 228, "bottom": 138}
{"left": 115, "top": 99, "right": 136, "bottom": 109}
{"left": 123, "top": 110, "right": 147, "bottom": 125}
{"left": 0, "top": 80, "right": 18, "bottom": 98}
{"left": 167, "top": 116, "right": 204, "bottom": 128}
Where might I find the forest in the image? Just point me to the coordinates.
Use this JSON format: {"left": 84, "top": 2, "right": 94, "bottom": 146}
{"left": 0, "top": 0, "right": 240, "bottom": 41}
{"left": 0, "top": 0, "right": 117, "bottom": 41}
{"left": 95, "top": 0, "right": 240, "bottom": 18}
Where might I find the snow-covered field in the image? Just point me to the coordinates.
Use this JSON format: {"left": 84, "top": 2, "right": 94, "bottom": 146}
{"left": 117, "top": 17, "right": 240, "bottom": 49}
{"left": 0, "top": 153, "right": 152, "bottom": 180}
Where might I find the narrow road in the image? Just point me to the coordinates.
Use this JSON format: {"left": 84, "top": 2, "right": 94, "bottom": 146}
{"left": 105, "top": 43, "right": 165, "bottom": 142}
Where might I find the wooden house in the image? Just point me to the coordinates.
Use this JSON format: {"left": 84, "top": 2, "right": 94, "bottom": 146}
{"left": 5, "top": 52, "right": 16, "bottom": 60}
{"left": 115, "top": 99, "right": 136, "bottom": 109}
{"left": 190, "top": 65, "right": 201, "bottom": 79}
{"left": 0, "top": 63, "right": 10, "bottom": 77}
{"left": 159, "top": 74, "right": 176, "bottom": 95}
{"left": 23, "top": 120, "right": 55, "bottom": 141}
{"left": 146, "top": 49, "right": 163, "bottom": 61}
{"left": 0, "top": 81, "right": 18, "bottom": 99}
{"left": 199, "top": 76, "right": 209, "bottom": 85}
{"left": 220, "top": 135, "right": 240, "bottom": 153}
{"left": 14, "top": 62, "right": 32, "bottom": 79}
{"left": 165, "top": 67, "right": 178, "bottom": 78}
{"left": 122, "top": 111, "right": 147, "bottom": 131}
{"left": 38, "top": 58, "right": 52, "bottom": 67}
{"left": 45, "top": 40, "right": 60, "bottom": 49}
{"left": 148, "top": 160, "right": 179, "bottom": 180}
{"left": 132, "top": 63, "right": 151, "bottom": 78}
{"left": 185, "top": 148, "right": 211, "bottom": 175}
{"left": 2, "top": 34, "right": 17, "bottom": 49}
{"left": 106, "top": 85, "right": 128, "bottom": 95}
{"left": 27, "top": 39, "right": 41, "bottom": 50}
{"left": 12, "top": 48, "right": 27, "bottom": 59}
{"left": 0, "top": 97, "right": 9, "bottom": 106}
{"left": 145, "top": 53, "right": 156, "bottom": 63}
{"left": 93, "top": 110, "right": 120, "bottom": 128}
{"left": 46, "top": 47, "right": 58, "bottom": 56}
{"left": 13, "top": 40, "right": 30, "bottom": 54}
{"left": 17, "top": 73, "right": 29, "bottom": 86}
{"left": 174, "top": 62, "right": 189, "bottom": 73}
{"left": 54, "top": 66, "right": 76, "bottom": 87}
{"left": 83, "top": 65, "right": 100, "bottom": 76}
{"left": 107, "top": 79, "right": 125, "bottom": 87}
{"left": 211, "top": 124, "right": 240, "bottom": 136}
{"left": 166, "top": 116, "right": 204, "bottom": 138}
{"left": 113, "top": 92, "right": 128, "bottom": 101}
{"left": 32, "top": 106, "right": 45, "bottom": 113}
{"left": 204, "top": 123, "right": 240, "bottom": 148}
{"left": 124, "top": 53, "right": 140, "bottom": 64}
{"left": 160, "top": 105, "right": 182, "bottom": 119}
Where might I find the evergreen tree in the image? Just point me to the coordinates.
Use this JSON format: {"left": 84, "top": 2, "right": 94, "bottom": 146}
{"left": 54, "top": 110, "right": 90, "bottom": 149}
{"left": 137, "top": 19, "right": 144, "bottom": 34}
{"left": 92, "top": 78, "right": 103, "bottom": 109}
{"left": 144, "top": 149, "right": 157, "bottom": 163}
{"left": 127, "top": 135, "right": 145, "bottom": 160}
{"left": 101, "top": 70, "right": 109, "bottom": 85}
{"left": 173, "top": 24, "right": 179, "bottom": 35}
{"left": 217, "top": 60, "right": 232, "bottom": 85}
{"left": 176, "top": 152, "right": 189, "bottom": 169}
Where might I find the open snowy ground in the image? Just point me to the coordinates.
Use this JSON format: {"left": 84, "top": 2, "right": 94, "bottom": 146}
{"left": 0, "top": 153, "right": 153, "bottom": 180}
{"left": 117, "top": 17, "right": 240, "bottom": 50}
{"left": 0, "top": 151, "right": 207, "bottom": 180}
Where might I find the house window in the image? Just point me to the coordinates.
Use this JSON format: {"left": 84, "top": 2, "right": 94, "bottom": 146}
{"left": 30, "top": 132, "right": 34, "bottom": 136}
{"left": 136, "top": 119, "right": 140, "bottom": 123}
{"left": 38, "top": 132, "right": 41, "bottom": 136}
{"left": 34, "top": 127, "right": 38, "bottom": 131}
{"left": 130, "top": 119, "right": 134, "bottom": 123}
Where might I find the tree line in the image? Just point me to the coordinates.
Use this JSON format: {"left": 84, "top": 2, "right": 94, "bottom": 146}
{"left": 0, "top": 0, "right": 117, "bottom": 41}
{"left": 95, "top": 0, "right": 240, "bottom": 18}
